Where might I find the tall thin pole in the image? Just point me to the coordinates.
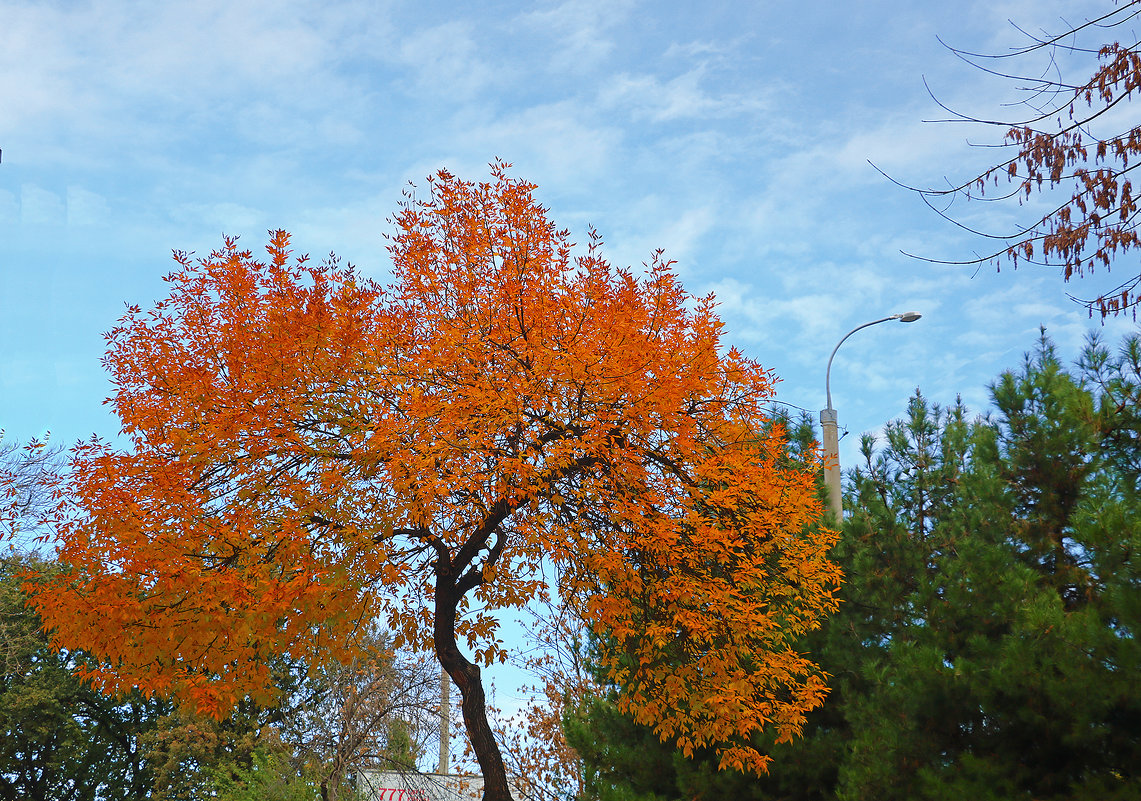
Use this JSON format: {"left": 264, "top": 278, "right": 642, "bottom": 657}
{"left": 438, "top": 668, "right": 450, "bottom": 774}
{"left": 820, "top": 407, "right": 842, "bottom": 521}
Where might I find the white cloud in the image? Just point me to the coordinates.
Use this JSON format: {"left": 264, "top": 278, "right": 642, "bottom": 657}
{"left": 20, "top": 184, "right": 66, "bottom": 226}
{"left": 0, "top": 190, "right": 17, "bottom": 224}
{"left": 599, "top": 67, "right": 765, "bottom": 122}
{"left": 457, "top": 101, "right": 622, "bottom": 188}
{"left": 516, "top": 0, "right": 636, "bottom": 74}
{"left": 66, "top": 186, "right": 110, "bottom": 227}
{"left": 663, "top": 39, "right": 736, "bottom": 61}
{"left": 703, "top": 276, "right": 850, "bottom": 347}
{"left": 170, "top": 201, "right": 266, "bottom": 233}
{"left": 656, "top": 205, "right": 716, "bottom": 263}
{"left": 392, "top": 20, "right": 494, "bottom": 100}
{"left": 0, "top": 0, "right": 396, "bottom": 162}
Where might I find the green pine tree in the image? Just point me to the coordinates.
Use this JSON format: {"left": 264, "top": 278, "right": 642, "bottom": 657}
{"left": 839, "top": 331, "right": 1140, "bottom": 800}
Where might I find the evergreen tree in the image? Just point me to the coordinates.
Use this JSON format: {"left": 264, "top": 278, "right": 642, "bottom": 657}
{"left": 840, "top": 331, "right": 1140, "bottom": 800}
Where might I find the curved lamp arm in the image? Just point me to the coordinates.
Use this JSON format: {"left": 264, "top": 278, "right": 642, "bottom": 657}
{"left": 825, "top": 311, "right": 921, "bottom": 410}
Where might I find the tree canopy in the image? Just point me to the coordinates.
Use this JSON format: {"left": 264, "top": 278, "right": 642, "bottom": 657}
{"left": 25, "top": 165, "right": 840, "bottom": 800}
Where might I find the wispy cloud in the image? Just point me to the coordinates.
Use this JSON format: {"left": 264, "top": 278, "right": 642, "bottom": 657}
{"left": 516, "top": 0, "right": 636, "bottom": 75}
{"left": 392, "top": 20, "right": 495, "bottom": 100}
{"left": 18, "top": 184, "right": 66, "bottom": 226}
{"left": 598, "top": 66, "right": 767, "bottom": 122}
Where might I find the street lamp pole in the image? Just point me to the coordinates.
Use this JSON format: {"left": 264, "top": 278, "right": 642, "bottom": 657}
{"left": 821, "top": 311, "right": 921, "bottom": 521}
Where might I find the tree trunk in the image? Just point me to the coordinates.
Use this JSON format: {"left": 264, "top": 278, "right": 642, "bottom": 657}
{"left": 434, "top": 561, "right": 513, "bottom": 801}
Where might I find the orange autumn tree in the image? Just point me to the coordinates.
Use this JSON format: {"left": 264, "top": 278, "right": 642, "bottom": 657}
{"left": 30, "top": 165, "right": 840, "bottom": 801}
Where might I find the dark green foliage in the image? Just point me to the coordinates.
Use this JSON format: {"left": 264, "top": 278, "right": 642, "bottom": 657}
{"left": 563, "top": 688, "right": 680, "bottom": 801}
{"left": 208, "top": 748, "right": 319, "bottom": 801}
{"left": 380, "top": 717, "right": 421, "bottom": 772}
{"left": 839, "top": 332, "right": 1140, "bottom": 800}
{"left": 0, "top": 554, "right": 170, "bottom": 801}
{"left": 140, "top": 700, "right": 289, "bottom": 801}
{"left": 565, "top": 331, "right": 1141, "bottom": 801}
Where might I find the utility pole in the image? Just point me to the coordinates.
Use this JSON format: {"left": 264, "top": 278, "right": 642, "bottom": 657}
{"left": 438, "top": 668, "right": 450, "bottom": 774}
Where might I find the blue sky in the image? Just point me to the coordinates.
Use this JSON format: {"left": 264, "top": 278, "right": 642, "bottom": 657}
{"left": 4, "top": 0, "right": 1137, "bottom": 459}
{"left": 3, "top": 0, "right": 1138, "bottom": 749}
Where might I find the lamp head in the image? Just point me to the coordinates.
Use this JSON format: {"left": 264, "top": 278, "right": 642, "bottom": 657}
{"left": 894, "top": 311, "right": 922, "bottom": 323}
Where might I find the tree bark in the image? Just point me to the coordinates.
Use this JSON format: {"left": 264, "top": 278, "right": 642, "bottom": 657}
{"left": 434, "top": 555, "right": 513, "bottom": 801}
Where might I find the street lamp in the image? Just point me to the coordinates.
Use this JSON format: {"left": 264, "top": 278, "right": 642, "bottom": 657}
{"left": 821, "top": 312, "right": 921, "bottom": 521}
